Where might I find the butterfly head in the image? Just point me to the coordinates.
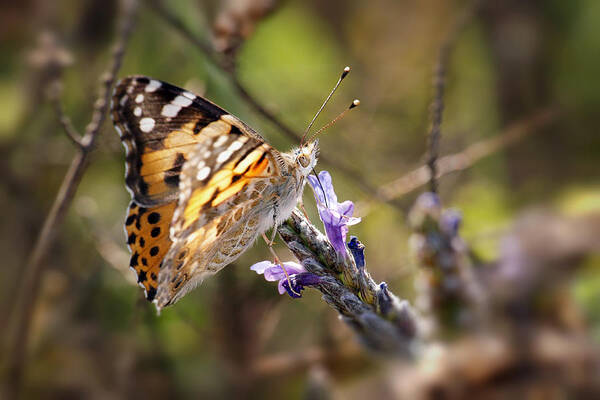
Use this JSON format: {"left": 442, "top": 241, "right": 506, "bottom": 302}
{"left": 294, "top": 139, "right": 319, "bottom": 176}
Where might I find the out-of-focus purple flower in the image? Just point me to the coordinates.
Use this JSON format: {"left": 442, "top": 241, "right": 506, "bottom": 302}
{"left": 347, "top": 236, "right": 365, "bottom": 268}
{"left": 307, "top": 170, "right": 361, "bottom": 256}
{"left": 440, "top": 209, "right": 462, "bottom": 237}
{"left": 408, "top": 192, "right": 442, "bottom": 231}
{"left": 250, "top": 261, "right": 321, "bottom": 298}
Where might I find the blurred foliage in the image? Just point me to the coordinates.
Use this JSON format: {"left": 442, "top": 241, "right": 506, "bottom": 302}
{"left": 2, "top": 0, "right": 600, "bottom": 398}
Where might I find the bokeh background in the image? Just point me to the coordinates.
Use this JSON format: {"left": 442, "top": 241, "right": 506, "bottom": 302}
{"left": 2, "top": 0, "right": 600, "bottom": 398}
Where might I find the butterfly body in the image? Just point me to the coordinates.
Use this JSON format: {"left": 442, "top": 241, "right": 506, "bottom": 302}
{"left": 111, "top": 76, "right": 318, "bottom": 310}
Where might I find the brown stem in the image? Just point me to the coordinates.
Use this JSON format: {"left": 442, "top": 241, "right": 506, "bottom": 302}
{"left": 374, "top": 106, "right": 558, "bottom": 205}
{"left": 426, "top": 0, "right": 482, "bottom": 194}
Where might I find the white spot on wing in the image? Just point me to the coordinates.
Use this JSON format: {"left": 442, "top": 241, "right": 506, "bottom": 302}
{"left": 228, "top": 140, "right": 244, "bottom": 152}
{"left": 182, "top": 91, "right": 196, "bottom": 101}
{"left": 196, "top": 166, "right": 211, "bottom": 180}
{"left": 217, "top": 150, "right": 232, "bottom": 163}
{"left": 135, "top": 94, "right": 144, "bottom": 103}
{"left": 119, "top": 95, "right": 128, "bottom": 106}
{"left": 115, "top": 125, "right": 123, "bottom": 137}
{"left": 139, "top": 117, "right": 155, "bottom": 132}
{"left": 172, "top": 95, "right": 193, "bottom": 107}
{"left": 213, "top": 135, "right": 228, "bottom": 148}
{"left": 145, "top": 80, "right": 161, "bottom": 93}
{"left": 161, "top": 104, "right": 181, "bottom": 118}
{"left": 134, "top": 107, "right": 142, "bottom": 117}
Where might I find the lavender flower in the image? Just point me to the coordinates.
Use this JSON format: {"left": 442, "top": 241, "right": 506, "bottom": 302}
{"left": 440, "top": 209, "right": 462, "bottom": 237}
{"left": 307, "top": 170, "right": 361, "bottom": 256}
{"left": 250, "top": 261, "right": 321, "bottom": 298}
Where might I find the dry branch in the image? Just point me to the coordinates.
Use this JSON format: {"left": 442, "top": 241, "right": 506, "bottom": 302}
{"left": 360, "top": 107, "right": 557, "bottom": 212}
{"left": 426, "top": 0, "right": 482, "bottom": 193}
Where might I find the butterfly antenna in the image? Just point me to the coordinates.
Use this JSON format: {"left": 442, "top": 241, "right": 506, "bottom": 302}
{"left": 311, "top": 168, "right": 329, "bottom": 208}
{"left": 301, "top": 66, "right": 351, "bottom": 145}
{"left": 308, "top": 99, "right": 360, "bottom": 142}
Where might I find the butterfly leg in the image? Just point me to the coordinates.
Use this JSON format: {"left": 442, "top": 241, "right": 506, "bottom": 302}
{"left": 297, "top": 198, "right": 310, "bottom": 220}
{"left": 261, "top": 233, "right": 301, "bottom": 297}
{"left": 266, "top": 201, "right": 279, "bottom": 246}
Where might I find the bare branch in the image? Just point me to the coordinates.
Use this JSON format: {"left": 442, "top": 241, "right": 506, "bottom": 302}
{"left": 359, "top": 107, "right": 558, "bottom": 212}
{"left": 48, "top": 81, "right": 84, "bottom": 147}
{"left": 426, "top": 0, "right": 482, "bottom": 194}
{"left": 5, "top": 1, "right": 138, "bottom": 396}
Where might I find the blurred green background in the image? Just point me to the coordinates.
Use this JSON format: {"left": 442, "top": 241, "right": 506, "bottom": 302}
{"left": 2, "top": 0, "right": 600, "bottom": 398}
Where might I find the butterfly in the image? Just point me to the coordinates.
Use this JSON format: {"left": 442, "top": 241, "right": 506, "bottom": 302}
{"left": 111, "top": 76, "right": 319, "bottom": 311}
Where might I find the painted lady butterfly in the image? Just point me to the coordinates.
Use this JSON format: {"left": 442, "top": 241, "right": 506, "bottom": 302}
{"left": 111, "top": 76, "right": 319, "bottom": 310}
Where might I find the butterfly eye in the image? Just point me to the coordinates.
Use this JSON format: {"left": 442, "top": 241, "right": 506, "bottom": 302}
{"left": 298, "top": 155, "right": 309, "bottom": 168}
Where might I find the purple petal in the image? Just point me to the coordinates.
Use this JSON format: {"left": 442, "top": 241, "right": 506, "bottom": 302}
{"left": 280, "top": 272, "right": 321, "bottom": 298}
{"left": 263, "top": 265, "right": 286, "bottom": 281}
{"left": 251, "top": 261, "right": 305, "bottom": 282}
{"left": 280, "top": 262, "right": 305, "bottom": 275}
{"left": 338, "top": 200, "right": 354, "bottom": 216}
{"left": 250, "top": 260, "right": 273, "bottom": 274}
{"left": 325, "top": 223, "right": 348, "bottom": 255}
{"left": 277, "top": 280, "right": 287, "bottom": 295}
{"left": 307, "top": 174, "right": 325, "bottom": 204}
{"left": 318, "top": 171, "right": 338, "bottom": 205}
{"left": 307, "top": 170, "right": 361, "bottom": 257}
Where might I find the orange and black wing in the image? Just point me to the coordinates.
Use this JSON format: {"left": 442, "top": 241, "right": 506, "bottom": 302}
{"left": 111, "top": 76, "right": 270, "bottom": 302}
{"left": 124, "top": 201, "right": 175, "bottom": 301}
{"left": 111, "top": 75, "right": 264, "bottom": 207}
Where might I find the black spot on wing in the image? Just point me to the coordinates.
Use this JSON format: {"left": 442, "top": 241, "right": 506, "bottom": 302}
{"left": 147, "top": 286, "right": 157, "bottom": 301}
{"left": 125, "top": 214, "right": 136, "bottom": 226}
{"left": 138, "top": 269, "right": 147, "bottom": 283}
{"left": 130, "top": 252, "right": 139, "bottom": 267}
{"left": 127, "top": 233, "right": 137, "bottom": 245}
{"left": 147, "top": 212, "right": 160, "bottom": 224}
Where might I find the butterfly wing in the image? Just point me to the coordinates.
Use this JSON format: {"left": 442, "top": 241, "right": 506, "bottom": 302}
{"left": 112, "top": 76, "right": 273, "bottom": 302}
{"left": 155, "top": 137, "right": 289, "bottom": 309}
{"left": 111, "top": 75, "right": 265, "bottom": 207}
{"left": 124, "top": 201, "right": 175, "bottom": 301}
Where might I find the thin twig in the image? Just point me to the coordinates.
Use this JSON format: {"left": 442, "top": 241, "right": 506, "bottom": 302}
{"left": 48, "top": 81, "right": 84, "bottom": 148}
{"left": 144, "top": 0, "right": 382, "bottom": 198}
{"left": 426, "top": 0, "right": 482, "bottom": 194}
{"left": 358, "top": 106, "right": 557, "bottom": 213}
{"left": 5, "top": 1, "right": 138, "bottom": 396}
